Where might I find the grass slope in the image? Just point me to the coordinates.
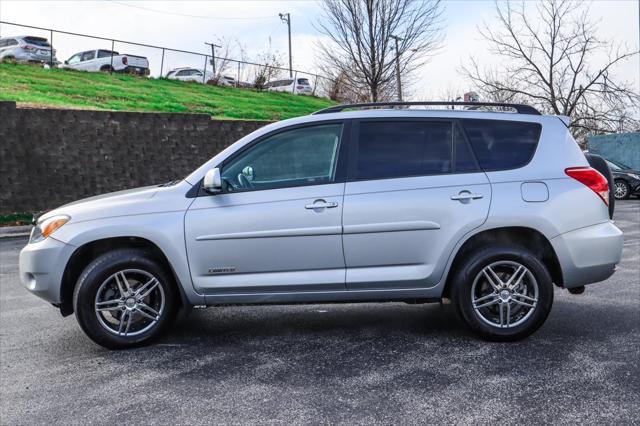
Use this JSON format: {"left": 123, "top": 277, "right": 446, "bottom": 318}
{"left": 0, "top": 63, "right": 334, "bottom": 120}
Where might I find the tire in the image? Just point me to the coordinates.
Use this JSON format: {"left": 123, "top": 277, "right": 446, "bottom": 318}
{"left": 450, "top": 245, "right": 554, "bottom": 342}
{"left": 614, "top": 179, "right": 630, "bottom": 200}
{"left": 73, "top": 249, "right": 178, "bottom": 349}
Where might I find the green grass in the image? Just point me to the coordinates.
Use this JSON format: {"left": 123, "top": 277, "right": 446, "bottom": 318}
{"left": 0, "top": 213, "right": 32, "bottom": 227}
{"left": 0, "top": 63, "right": 335, "bottom": 120}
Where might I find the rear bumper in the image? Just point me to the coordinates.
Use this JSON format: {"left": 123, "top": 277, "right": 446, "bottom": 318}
{"left": 551, "top": 221, "right": 623, "bottom": 288}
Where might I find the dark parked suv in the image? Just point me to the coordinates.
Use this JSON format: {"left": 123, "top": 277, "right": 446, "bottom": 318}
{"left": 606, "top": 159, "right": 640, "bottom": 200}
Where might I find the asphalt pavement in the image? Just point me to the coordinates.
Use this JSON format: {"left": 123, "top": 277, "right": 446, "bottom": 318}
{"left": 1, "top": 201, "right": 638, "bottom": 424}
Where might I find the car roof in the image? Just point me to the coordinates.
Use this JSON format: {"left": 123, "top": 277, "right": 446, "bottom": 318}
{"left": 2, "top": 35, "right": 48, "bottom": 40}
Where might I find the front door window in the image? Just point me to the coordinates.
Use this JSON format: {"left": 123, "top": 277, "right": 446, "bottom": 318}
{"left": 221, "top": 123, "right": 343, "bottom": 192}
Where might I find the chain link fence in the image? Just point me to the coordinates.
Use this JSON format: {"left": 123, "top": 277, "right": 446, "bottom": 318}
{"left": 0, "top": 21, "right": 334, "bottom": 98}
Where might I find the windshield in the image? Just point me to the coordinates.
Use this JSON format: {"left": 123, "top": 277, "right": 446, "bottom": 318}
{"left": 606, "top": 159, "right": 632, "bottom": 171}
{"left": 298, "top": 78, "right": 310, "bottom": 85}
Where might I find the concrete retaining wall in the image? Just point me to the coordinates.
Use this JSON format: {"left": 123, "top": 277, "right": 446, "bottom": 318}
{"left": 0, "top": 101, "right": 268, "bottom": 214}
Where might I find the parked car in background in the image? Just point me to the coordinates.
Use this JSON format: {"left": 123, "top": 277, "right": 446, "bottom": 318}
{"left": 606, "top": 158, "right": 640, "bottom": 200}
{"left": 61, "top": 49, "right": 149, "bottom": 76}
{"left": 166, "top": 68, "right": 237, "bottom": 86}
{"left": 19, "top": 101, "right": 623, "bottom": 349}
{"left": 0, "top": 35, "right": 57, "bottom": 65}
{"left": 217, "top": 75, "right": 237, "bottom": 87}
{"left": 266, "top": 77, "right": 313, "bottom": 95}
{"left": 166, "top": 67, "right": 211, "bottom": 83}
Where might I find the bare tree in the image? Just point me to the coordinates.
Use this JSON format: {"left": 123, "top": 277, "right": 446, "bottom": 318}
{"left": 462, "top": 0, "right": 639, "bottom": 140}
{"left": 315, "top": 0, "right": 443, "bottom": 102}
{"left": 251, "top": 50, "right": 286, "bottom": 90}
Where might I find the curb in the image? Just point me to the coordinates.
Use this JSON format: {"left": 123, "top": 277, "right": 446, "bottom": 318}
{"left": 0, "top": 225, "right": 31, "bottom": 239}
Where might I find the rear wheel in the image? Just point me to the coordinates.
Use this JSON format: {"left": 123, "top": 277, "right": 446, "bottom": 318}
{"left": 614, "top": 180, "right": 630, "bottom": 200}
{"left": 73, "top": 249, "right": 178, "bottom": 349}
{"left": 450, "top": 245, "right": 554, "bottom": 341}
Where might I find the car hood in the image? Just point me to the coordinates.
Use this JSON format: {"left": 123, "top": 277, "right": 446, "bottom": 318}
{"left": 39, "top": 181, "right": 194, "bottom": 225}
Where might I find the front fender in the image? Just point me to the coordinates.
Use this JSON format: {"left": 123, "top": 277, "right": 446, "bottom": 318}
{"left": 52, "top": 211, "right": 205, "bottom": 306}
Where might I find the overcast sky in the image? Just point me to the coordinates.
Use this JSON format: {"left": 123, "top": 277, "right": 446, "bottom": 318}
{"left": 1, "top": 0, "right": 638, "bottom": 99}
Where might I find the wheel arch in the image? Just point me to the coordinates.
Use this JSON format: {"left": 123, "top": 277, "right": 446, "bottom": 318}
{"left": 443, "top": 226, "right": 564, "bottom": 297}
{"left": 59, "top": 236, "right": 189, "bottom": 317}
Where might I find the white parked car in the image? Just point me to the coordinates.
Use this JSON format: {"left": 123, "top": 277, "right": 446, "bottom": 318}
{"left": 166, "top": 67, "right": 211, "bottom": 83}
{"left": 166, "top": 68, "right": 236, "bottom": 86}
{"left": 62, "top": 49, "right": 149, "bottom": 76}
{"left": 266, "top": 77, "right": 313, "bottom": 95}
{"left": 0, "top": 35, "right": 57, "bottom": 65}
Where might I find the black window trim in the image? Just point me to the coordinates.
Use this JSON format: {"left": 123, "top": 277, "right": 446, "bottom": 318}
{"left": 347, "top": 117, "right": 471, "bottom": 183}
{"left": 192, "top": 119, "right": 351, "bottom": 197}
{"left": 459, "top": 118, "right": 542, "bottom": 173}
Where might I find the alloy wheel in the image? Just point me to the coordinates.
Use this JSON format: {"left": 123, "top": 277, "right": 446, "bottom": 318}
{"left": 94, "top": 269, "right": 165, "bottom": 337}
{"left": 614, "top": 181, "right": 628, "bottom": 199}
{"left": 471, "top": 261, "right": 539, "bottom": 328}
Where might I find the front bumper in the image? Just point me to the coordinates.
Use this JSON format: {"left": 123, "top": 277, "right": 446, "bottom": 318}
{"left": 551, "top": 221, "right": 623, "bottom": 288}
{"left": 19, "top": 237, "right": 75, "bottom": 304}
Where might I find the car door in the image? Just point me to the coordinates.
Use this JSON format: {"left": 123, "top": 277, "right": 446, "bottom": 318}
{"left": 77, "top": 51, "right": 96, "bottom": 70}
{"left": 66, "top": 53, "right": 82, "bottom": 69}
{"left": 342, "top": 119, "right": 491, "bottom": 290}
{"left": 185, "top": 121, "right": 349, "bottom": 297}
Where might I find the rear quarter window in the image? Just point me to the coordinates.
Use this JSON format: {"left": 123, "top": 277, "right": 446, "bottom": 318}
{"left": 461, "top": 119, "right": 541, "bottom": 171}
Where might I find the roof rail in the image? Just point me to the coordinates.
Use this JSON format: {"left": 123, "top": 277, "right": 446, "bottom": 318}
{"left": 312, "top": 101, "right": 541, "bottom": 116}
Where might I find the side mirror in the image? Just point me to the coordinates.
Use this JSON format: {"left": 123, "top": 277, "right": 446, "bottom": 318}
{"left": 64, "top": 60, "right": 68, "bottom": 65}
{"left": 203, "top": 168, "right": 222, "bottom": 193}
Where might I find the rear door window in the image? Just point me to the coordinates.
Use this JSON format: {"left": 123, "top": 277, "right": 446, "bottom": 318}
{"left": 97, "top": 50, "right": 117, "bottom": 58}
{"left": 354, "top": 121, "right": 453, "bottom": 180}
{"left": 81, "top": 51, "right": 96, "bottom": 62}
{"left": 461, "top": 119, "right": 541, "bottom": 171}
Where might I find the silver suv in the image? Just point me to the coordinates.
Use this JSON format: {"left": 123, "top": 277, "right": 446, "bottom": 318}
{"left": 19, "top": 102, "right": 623, "bottom": 349}
{"left": 0, "top": 35, "right": 57, "bottom": 65}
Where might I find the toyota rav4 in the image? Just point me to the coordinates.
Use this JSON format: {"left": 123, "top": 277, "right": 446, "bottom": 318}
{"left": 19, "top": 102, "right": 624, "bottom": 349}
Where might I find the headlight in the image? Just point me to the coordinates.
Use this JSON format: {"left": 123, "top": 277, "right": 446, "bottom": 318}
{"left": 29, "top": 214, "right": 70, "bottom": 244}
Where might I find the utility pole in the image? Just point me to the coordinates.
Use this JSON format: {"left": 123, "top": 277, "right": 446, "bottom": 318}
{"left": 205, "top": 42, "right": 221, "bottom": 76}
{"left": 279, "top": 13, "right": 292, "bottom": 77}
{"left": 391, "top": 35, "right": 403, "bottom": 101}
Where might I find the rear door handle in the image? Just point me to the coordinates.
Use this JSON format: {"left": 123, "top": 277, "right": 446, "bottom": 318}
{"left": 451, "top": 191, "right": 484, "bottom": 201}
{"left": 305, "top": 200, "right": 339, "bottom": 210}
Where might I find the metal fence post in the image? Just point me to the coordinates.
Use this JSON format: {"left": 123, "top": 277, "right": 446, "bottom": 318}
{"left": 292, "top": 71, "right": 297, "bottom": 93}
{"left": 237, "top": 61, "right": 240, "bottom": 87}
{"left": 109, "top": 40, "right": 114, "bottom": 74}
{"left": 312, "top": 74, "right": 318, "bottom": 96}
{"left": 203, "top": 56, "right": 208, "bottom": 84}
{"left": 49, "top": 30, "right": 53, "bottom": 66}
{"left": 160, "top": 48, "right": 165, "bottom": 78}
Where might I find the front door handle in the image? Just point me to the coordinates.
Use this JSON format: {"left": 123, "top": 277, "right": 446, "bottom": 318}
{"left": 305, "top": 200, "right": 339, "bottom": 210}
{"left": 451, "top": 191, "right": 484, "bottom": 201}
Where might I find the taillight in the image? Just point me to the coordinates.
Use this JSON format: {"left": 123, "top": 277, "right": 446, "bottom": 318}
{"left": 122, "top": 56, "right": 128, "bottom": 65}
{"left": 297, "top": 85, "right": 303, "bottom": 89}
{"left": 565, "top": 167, "right": 609, "bottom": 206}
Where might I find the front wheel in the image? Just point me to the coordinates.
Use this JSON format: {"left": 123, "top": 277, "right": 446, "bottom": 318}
{"left": 614, "top": 180, "right": 630, "bottom": 200}
{"left": 73, "top": 249, "right": 178, "bottom": 349}
{"left": 450, "top": 245, "right": 554, "bottom": 341}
